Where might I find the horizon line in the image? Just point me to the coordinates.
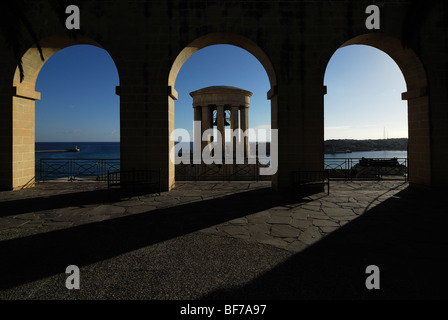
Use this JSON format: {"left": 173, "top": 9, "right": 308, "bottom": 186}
{"left": 36, "top": 137, "right": 408, "bottom": 143}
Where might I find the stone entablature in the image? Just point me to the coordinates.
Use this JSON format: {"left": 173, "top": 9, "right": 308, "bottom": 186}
{"left": 190, "top": 86, "right": 252, "bottom": 108}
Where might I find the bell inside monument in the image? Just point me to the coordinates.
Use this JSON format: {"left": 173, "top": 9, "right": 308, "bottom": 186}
{"left": 212, "top": 109, "right": 231, "bottom": 126}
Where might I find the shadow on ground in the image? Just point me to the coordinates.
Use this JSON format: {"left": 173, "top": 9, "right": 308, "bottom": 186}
{"left": 0, "top": 186, "right": 308, "bottom": 291}
{"left": 1, "top": 184, "right": 447, "bottom": 299}
{"left": 202, "top": 186, "right": 448, "bottom": 299}
{"left": 0, "top": 189, "right": 108, "bottom": 218}
{"left": 0, "top": 185, "right": 160, "bottom": 218}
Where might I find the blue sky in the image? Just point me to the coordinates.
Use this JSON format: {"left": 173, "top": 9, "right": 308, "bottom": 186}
{"left": 35, "top": 43, "right": 407, "bottom": 142}
{"left": 324, "top": 45, "right": 407, "bottom": 140}
{"left": 35, "top": 45, "right": 120, "bottom": 142}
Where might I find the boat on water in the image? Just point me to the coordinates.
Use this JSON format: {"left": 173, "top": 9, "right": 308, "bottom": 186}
{"left": 36, "top": 146, "right": 80, "bottom": 153}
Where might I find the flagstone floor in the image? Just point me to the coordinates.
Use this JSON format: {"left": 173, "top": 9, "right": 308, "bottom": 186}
{"left": 0, "top": 180, "right": 408, "bottom": 251}
{"left": 2, "top": 179, "right": 447, "bottom": 300}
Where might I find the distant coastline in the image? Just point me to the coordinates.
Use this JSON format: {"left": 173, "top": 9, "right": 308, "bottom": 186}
{"left": 35, "top": 139, "right": 408, "bottom": 157}
{"left": 175, "top": 138, "right": 408, "bottom": 155}
{"left": 324, "top": 138, "right": 408, "bottom": 154}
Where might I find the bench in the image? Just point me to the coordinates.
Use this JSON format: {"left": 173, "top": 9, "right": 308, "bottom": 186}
{"left": 107, "top": 169, "right": 161, "bottom": 195}
{"left": 358, "top": 157, "right": 400, "bottom": 167}
{"left": 292, "top": 170, "right": 330, "bottom": 195}
{"left": 354, "top": 158, "right": 407, "bottom": 180}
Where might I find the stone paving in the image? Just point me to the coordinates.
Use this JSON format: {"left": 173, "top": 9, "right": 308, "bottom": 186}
{"left": 1, "top": 179, "right": 447, "bottom": 300}
{"left": 202, "top": 181, "right": 410, "bottom": 252}
{"left": 203, "top": 182, "right": 407, "bottom": 252}
{"left": 0, "top": 180, "right": 407, "bottom": 250}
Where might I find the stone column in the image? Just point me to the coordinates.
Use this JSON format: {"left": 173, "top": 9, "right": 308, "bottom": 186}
{"left": 193, "top": 106, "right": 202, "bottom": 162}
{"left": 240, "top": 106, "right": 249, "bottom": 158}
{"left": 201, "top": 105, "right": 212, "bottom": 157}
{"left": 231, "top": 105, "right": 240, "bottom": 159}
{"left": 8, "top": 88, "right": 40, "bottom": 189}
{"left": 194, "top": 106, "right": 202, "bottom": 123}
{"left": 216, "top": 104, "right": 225, "bottom": 159}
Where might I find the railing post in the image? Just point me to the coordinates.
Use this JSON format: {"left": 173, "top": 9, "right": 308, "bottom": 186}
{"left": 42, "top": 160, "right": 45, "bottom": 181}
{"left": 96, "top": 160, "right": 101, "bottom": 181}
{"left": 37, "top": 159, "right": 41, "bottom": 182}
{"left": 406, "top": 158, "right": 409, "bottom": 181}
{"left": 346, "top": 159, "right": 353, "bottom": 181}
{"left": 256, "top": 162, "right": 259, "bottom": 182}
{"left": 348, "top": 158, "right": 351, "bottom": 181}
{"left": 69, "top": 159, "right": 73, "bottom": 181}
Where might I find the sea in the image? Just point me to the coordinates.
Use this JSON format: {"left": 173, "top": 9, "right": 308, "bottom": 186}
{"left": 324, "top": 150, "right": 407, "bottom": 160}
{"left": 35, "top": 142, "right": 407, "bottom": 162}
{"left": 35, "top": 142, "right": 120, "bottom": 160}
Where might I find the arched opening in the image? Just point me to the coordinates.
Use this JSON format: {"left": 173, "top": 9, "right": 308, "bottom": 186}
{"left": 168, "top": 33, "right": 278, "bottom": 189}
{"left": 173, "top": 44, "right": 271, "bottom": 183}
{"left": 35, "top": 45, "right": 119, "bottom": 144}
{"left": 323, "top": 34, "right": 430, "bottom": 187}
{"left": 324, "top": 44, "right": 408, "bottom": 179}
{"left": 9, "top": 35, "right": 119, "bottom": 189}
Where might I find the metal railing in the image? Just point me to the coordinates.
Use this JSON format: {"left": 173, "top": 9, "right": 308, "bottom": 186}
{"left": 35, "top": 157, "right": 408, "bottom": 182}
{"left": 291, "top": 170, "right": 330, "bottom": 195}
{"left": 175, "top": 162, "right": 271, "bottom": 181}
{"left": 107, "top": 169, "right": 161, "bottom": 195}
{"left": 324, "top": 158, "right": 408, "bottom": 181}
{"left": 36, "top": 159, "right": 120, "bottom": 181}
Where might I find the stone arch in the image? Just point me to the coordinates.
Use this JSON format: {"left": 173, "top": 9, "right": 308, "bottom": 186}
{"left": 168, "top": 33, "right": 277, "bottom": 89}
{"left": 8, "top": 34, "right": 119, "bottom": 190}
{"left": 13, "top": 34, "right": 113, "bottom": 96}
{"left": 323, "top": 33, "right": 430, "bottom": 187}
{"left": 167, "top": 32, "right": 278, "bottom": 189}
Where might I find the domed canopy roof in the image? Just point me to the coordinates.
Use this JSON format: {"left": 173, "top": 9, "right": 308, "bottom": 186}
{"left": 190, "top": 86, "right": 252, "bottom": 108}
{"left": 190, "top": 86, "right": 253, "bottom": 97}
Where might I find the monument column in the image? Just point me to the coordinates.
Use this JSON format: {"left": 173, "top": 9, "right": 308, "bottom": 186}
{"left": 201, "top": 105, "right": 212, "bottom": 156}
{"left": 189, "top": 86, "right": 253, "bottom": 164}
{"left": 216, "top": 104, "right": 226, "bottom": 158}
{"left": 231, "top": 105, "right": 240, "bottom": 159}
{"left": 240, "top": 106, "right": 249, "bottom": 158}
{"left": 194, "top": 105, "right": 202, "bottom": 123}
{"left": 193, "top": 106, "right": 202, "bottom": 161}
